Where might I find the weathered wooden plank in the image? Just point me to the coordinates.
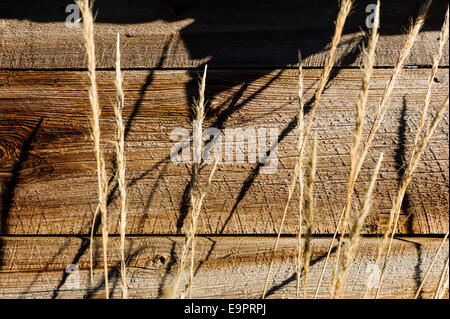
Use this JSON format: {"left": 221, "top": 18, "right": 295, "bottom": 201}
{"left": 1, "top": 0, "right": 448, "bottom": 69}
{"left": 0, "top": 236, "right": 447, "bottom": 299}
{"left": 0, "top": 69, "right": 448, "bottom": 235}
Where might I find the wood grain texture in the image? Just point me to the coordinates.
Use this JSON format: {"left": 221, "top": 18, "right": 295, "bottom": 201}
{"left": 0, "top": 236, "right": 447, "bottom": 299}
{"left": 1, "top": 0, "right": 448, "bottom": 69}
{"left": 0, "top": 68, "right": 448, "bottom": 235}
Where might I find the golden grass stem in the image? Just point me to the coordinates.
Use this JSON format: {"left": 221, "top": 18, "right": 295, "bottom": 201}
{"left": 314, "top": 2, "right": 379, "bottom": 297}
{"left": 364, "top": 13, "right": 448, "bottom": 291}
{"left": 295, "top": 50, "right": 305, "bottom": 299}
{"left": 188, "top": 64, "right": 208, "bottom": 299}
{"left": 415, "top": 232, "right": 449, "bottom": 298}
{"left": 330, "top": 2, "right": 380, "bottom": 296}
{"left": 301, "top": 134, "right": 317, "bottom": 298}
{"left": 262, "top": 0, "right": 352, "bottom": 299}
{"left": 188, "top": 158, "right": 218, "bottom": 298}
{"left": 76, "top": 0, "right": 110, "bottom": 299}
{"left": 363, "top": 0, "right": 431, "bottom": 159}
{"left": 414, "top": 6, "right": 449, "bottom": 148}
{"left": 347, "top": 0, "right": 433, "bottom": 297}
{"left": 374, "top": 95, "right": 449, "bottom": 298}
{"left": 333, "top": 153, "right": 384, "bottom": 298}
{"left": 114, "top": 32, "right": 128, "bottom": 299}
{"left": 163, "top": 65, "right": 217, "bottom": 299}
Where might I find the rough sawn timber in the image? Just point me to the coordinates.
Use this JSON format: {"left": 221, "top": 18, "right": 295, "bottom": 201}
{"left": 0, "top": 236, "right": 447, "bottom": 299}
{"left": 0, "top": 68, "right": 448, "bottom": 235}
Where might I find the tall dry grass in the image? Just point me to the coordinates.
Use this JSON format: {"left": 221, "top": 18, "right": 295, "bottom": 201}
{"left": 76, "top": 0, "right": 110, "bottom": 299}
{"left": 114, "top": 32, "right": 128, "bottom": 299}
{"left": 188, "top": 64, "right": 210, "bottom": 298}
{"left": 314, "top": 1, "right": 381, "bottom": 297}
{"left": 163, "top": 65, "right": 219, "bottom": 299}
{"left": 262, "top": 0, "right": 353, "bottom": 299}
{"left": 373, "top": 95, "right": 449, "bottom": 298}
{"left": 311, "top": 0, "right": 431, "bottom": 299}
{"left": 333, "top": 153, "right": 384, "bottom": 298}
{"left": 365, "top": 4, "right": 449, "bottom": 296}
{"left": 329, "top": 2, "right": 380, "bottom": 297}
{"left": 415, "top": 231, "right": 449, "bottom": 298}
{"left": 414, "top": 6, "right": 449, "bottom": 148}
{"left": 301, "top": 134, "right": 317, "bottom": 298}
{"left": 434, "top": 253, "right": 449, "bottom": 299}
{"left": 295, "top": 50, "right": 305, "bottom": 299}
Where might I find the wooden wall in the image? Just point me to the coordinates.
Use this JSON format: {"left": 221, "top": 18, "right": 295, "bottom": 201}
{"left": 0, "top": 0, "right": 448, "bottom": 298}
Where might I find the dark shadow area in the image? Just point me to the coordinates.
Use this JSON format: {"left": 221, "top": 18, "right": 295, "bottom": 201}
{"left": 187, "top": 115, "right": 298, "bottom": 286}
{"left": 24, "top": 237, "right": 72, "bottom": 296}
{"left": 52, "top": 237, "right": 90, "bottom": 299}
{"left": 3, "top": 0, "right": 447, "bottom": 133}
{"left": 414, "top": 242, "right": 423, "bottom": 298}
{"left": 396, "top": 237, "right": 423, "bottom": 298}
{"left": 124, "top": 36, "right": 173, "bottom": 139}
{"left": 265, "top": 244, "right": 340, "bottom": 298}
{"left": 157, "top": 239, "right": 178, "bottom": 298}
{"left": 177, "top": 182, "right": 191, "bottom": 234}
{"left": 139, "top": 160, "right": 171, "bottom": 233}
{"left": 0, "top": 118, "right": 42, "bottom": 269}
{"left": 394, "top": 97, "right": 424, "bottom": 297}
{"left": 395, "top": 97, "right": 414, "bottom": 234}
{"left": 3, "top": 1, "right": 446, "bottom": 41}
{"left": 84, "top": 259, "right": 120, "bottom": 299}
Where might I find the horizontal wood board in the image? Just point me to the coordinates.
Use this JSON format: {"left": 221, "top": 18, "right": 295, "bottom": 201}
{"left": 0, "top": 236, "right": 448, "bottom": 299}
{"left": 1, "top": 0, "right": 449, "bottom": 69}
{"left": 0, "top": 68, "right": 448, "bottom": 235}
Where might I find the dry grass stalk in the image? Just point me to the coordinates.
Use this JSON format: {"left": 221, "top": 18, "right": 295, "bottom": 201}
{"left": 333, "top": 153, "right": 384, "bottom": 299}
{"left": 366, "top": 8, "right": 447, "bottom": 293}
{"left": 114, "top": 32, "right": 128, "bottom": 299}
{"left": 188, "top": 64, "right": 208, "bottom": 298}
{"left": 349, "top": 0, "right": 433, "bottom": 297}
{"left": 262, "top": 0, "right": 352, "bottom": 299}
{"left": 76, "top": 0, "right": 110, "bottom": 299}
{"left": 188, "top": 158, "right": 218, "bottom": 298}
{"left": 374, "top": 95, "right": 449, "bottom": 298}
{"left": 301, "top": 134, "right": 317, "bottom": 298}
{"left": 434, "top": 253, "right": 449, "bottom": 299}
{"left": 314, "top": 2, "right": 380, "bottom": 297}
{"left": 163, "top": 65, "right": 218, "bottom": 299}
{"left": 331, "top": 2, "right": 380, "bottom": 295}
{"left": 415, "top": 231, "right": 449, "bottom": 298}
{"left": 361, "top": 0, "right": 432, "bottom": 166}
{"left": 295, "top": 50, "right": 305, "bottom": 299}
{"left": 414, "top": 6, "right": 449, "bottom": 147}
